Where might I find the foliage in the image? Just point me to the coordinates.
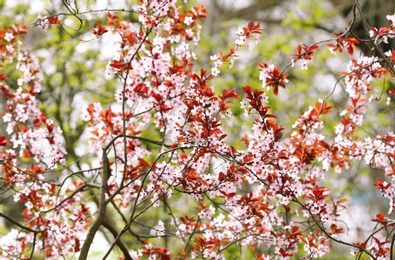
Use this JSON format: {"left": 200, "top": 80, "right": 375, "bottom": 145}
{"left": 2, "top": 0, "right": 395, "bottom": 259}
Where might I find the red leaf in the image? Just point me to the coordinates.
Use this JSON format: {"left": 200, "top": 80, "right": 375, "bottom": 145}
{"left": 242, "top": 85, "right": 252, "bottom": 94}
{"left": 222, "top": 88, "right": 239, "bottom": 99}
{"left": 47, "top": 123, "right": 54, "bottom": 133}
{"left": 0, "top": 135, "right": 8, "bottom": 146}
{"left": 107, "top": 12, "right": 119, "bottom": 26}
{"left": 74, "top": 238, "right": 80, "bottom": 252}
{"left": 23, "top": 149, "right": 31, "bottom": 159}
{"left": 279, "top": 248, "right": 293, "bottom": 257}
{"left": 188, "top": 5, "right": 208, "bottom": 19}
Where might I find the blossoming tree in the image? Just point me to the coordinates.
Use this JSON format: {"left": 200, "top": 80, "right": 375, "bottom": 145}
{"left": 1, "top": 0, "right": 395, "bottom": 259}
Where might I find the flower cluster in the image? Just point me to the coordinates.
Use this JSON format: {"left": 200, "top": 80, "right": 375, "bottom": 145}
{"left": 344, "top": 56, "right": 385, "bottom": 99}
{"left": 34, "top": 16, "right": 60, "bottom": 30}
{"left": 0, "top": 26, "right": 89, "bottom": 259}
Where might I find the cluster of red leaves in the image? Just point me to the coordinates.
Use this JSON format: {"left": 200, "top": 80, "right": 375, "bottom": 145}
{"left": 142, "top": 242, "right": 171, "bottom": 260}
{"left": 327, "top": 33, "right": 360, "bottom": 55}
{"left": 242, "top": 86, "right": 274, "bottom": 121}
{"left": 257, "top": 61, "right": 288, "bottom": 95}
{"left": 106, "top": 12, "right": 120, "bottom": 27}
{"left": 238, "top": 21, "right": 262, "bottom": 38}
{"left": 91, "top": 22, "right": 108, "bottom": 36}
{"left": 187, "top": 5, "right": 208, "bottom": 20}
{"left": 291, "top": 44, "right": 318, "bottom": 63}
{"left": 47, "top": 16, "right": 61, "bottom": 25}
{"left": 85, "top": 104, "right": 137, "bottom": 137}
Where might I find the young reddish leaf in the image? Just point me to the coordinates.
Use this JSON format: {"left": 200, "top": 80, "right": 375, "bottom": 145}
{"left": 23, "top": 149, "right": 31, "bottom": 159}
{"left": 376, "top": 213, "right": 384, "bottom": 221}
{"left": 374, "top": 178, "right": 391, "bottom": 190}
{"left": 188, "top": 5, "right": 208, "bottom": 19}
{"left": 242, "top": 85, "right": 252, "bottom": 94}
{"left": 48, "top": 16, "right": 61, "bottom": 25}
{"left": 0, "top": 135, "right": 8, "bottom": 146}
{"left": 330, "top": 224, "right": 344, "bottom": 234}
{"left": 222, "top": 88, "right": 239, "bottom": 99}
{"left": 106, "top": 12, "right": 120, "bottom": 26}
{"left": 279, "top": 248, "right": 293, "bottom": 257}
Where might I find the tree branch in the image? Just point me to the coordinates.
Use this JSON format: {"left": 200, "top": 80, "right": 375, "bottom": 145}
{"left": 0, "top": 212, "right": 44, "bottom": 233}
{"left": 78, "top": 149, "right": 109, "bottom": 260}
{"left": 102, "top": 216, "right": 133, "bottom": 260}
